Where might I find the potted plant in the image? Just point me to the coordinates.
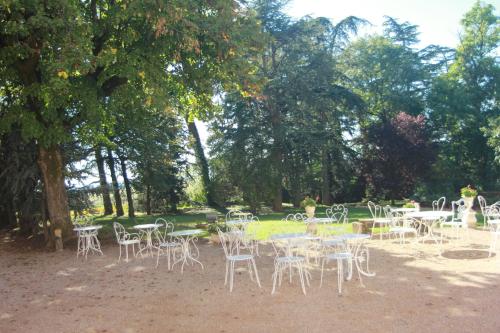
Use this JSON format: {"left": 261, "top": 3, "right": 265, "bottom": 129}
{"left": 301, "top": 196, "right": 317, "bottom": 218}
{"left": 403, "top": 200, "right": 420, "bottom": 211}
{"left": 460, "top": 185, "right": 478, "bottom": 209}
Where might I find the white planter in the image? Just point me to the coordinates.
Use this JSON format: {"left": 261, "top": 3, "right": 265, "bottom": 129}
{"left": 463, "top": 197, "right": 474, "bottom": 209}
{"left": 305, "top": 206, "right": 316, "bottom": 218}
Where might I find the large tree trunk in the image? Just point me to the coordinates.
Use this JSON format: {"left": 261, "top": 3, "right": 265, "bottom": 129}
{"left": 270, "top": 104, "right": 283, "bottom": 212}
{"left": 321, "top": 148, "right": 332, "bottom": 205}
{"left": 145, "top": 185, "right": 152, "bottom": 215}
{"left": 118, "top": 154, "right": 135, "bottom": 218}
{"left": 106, "top": 148, "right": 124, "bottom": 216}
{"left": 0, "top": 199, "right": 17, "bottom": 230}
{"left": 95, "top": 146, "right": 113, "bottom": 215}
{"left": 37, "top": 145, "right": 72, "bottom": 250}
{"left": 185, "top": 118, "right": 226, "bottom": 213}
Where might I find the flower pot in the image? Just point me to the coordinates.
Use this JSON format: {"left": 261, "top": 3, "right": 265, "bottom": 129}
{"left": 305, "top": 206, "right": 316, "bottom": 218}
{"left": 463, "top": 197, "right": 475, "bottom": 209}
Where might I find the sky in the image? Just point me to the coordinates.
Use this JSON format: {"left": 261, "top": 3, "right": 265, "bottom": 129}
{"left": 195, "top": 0, "right": 498, "bottom": 147}
{"left": 286, "top": 0, "right": 492, "bottom": 48}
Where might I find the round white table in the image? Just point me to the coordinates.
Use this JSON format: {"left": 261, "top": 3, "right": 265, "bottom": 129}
{"left": 74, "top": 225, "right": 103, "bottom": 259}
{"left": 405, "top": 211, "right": 454, "bottom": 250}
{"left": 338, "top": 233, "right": 375, "bottom": 281}
{"left": 305, "top": 217, "right": 333, "bottom": 224}
{"left": 392, "top": 207, "right": 419, "bottom": 213}
{"left": 133, "top": 223, "right": 161, "bottom": 256}
{"left": 168, "top": 229, "right": 204, "bottom": 273}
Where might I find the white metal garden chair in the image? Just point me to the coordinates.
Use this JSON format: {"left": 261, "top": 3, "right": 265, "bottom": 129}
{"left": 326, "top": 204, "right": 349, "bottom": 224}
{"left": 217, "top": 228, "right": 261, "bottom": 292}
{"left": 113, "top": 222, "right": 142, "bottom": 262}
{"left": 440, "top": 200, "right": 468, "bottom": 242}
{"left": 319, "top": 238, "right": 352, "bottom": 294}
{"left": 154, "top": 218, "right": 182, "bottom": 269}
{"left": 386, "top": 207, "right": 418, "bottom": 244}
{"left": 368, "top": 201, "right": 391, "bottom": 240}
{"left": 432, "top": 197, "right": 446, "bottom": 211}
{"left": 270, "top": 236, "right": 310, "bottom": 295}
{"left": 486, "top": 206, "right": 500, "bottom": 257}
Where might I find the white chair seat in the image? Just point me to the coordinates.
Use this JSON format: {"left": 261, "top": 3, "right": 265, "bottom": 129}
{"left": 322, "top": 239, "right": 344, "bottom": 246}
{"left": 159, "top": 241, "right": 180, "bottom": 248}
{"left": 441, "top": 221, "right": 466, "bottom": 227}
{"left": 325, "top": 252, "right": 352, "bottom": 260}
{"left": 276, "top": 256, "right": 305, "bottom": 264}
{"left": 119, "top": 239, "right": 140, "bottom": 245}
{"left": 227, "top": 254, "right": 254, "bottom": 261}
{"left": 390, "top": 227, "right": 415, "bottom": 233}
{"left": 373, "top": 218, "right": 391, "bottom": 223}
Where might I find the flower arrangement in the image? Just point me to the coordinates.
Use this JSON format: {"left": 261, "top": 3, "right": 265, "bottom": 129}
{"left": 460, "top": 185, "right": 478, "bottom": 198}
{"left": 403, "top": 200, "right": 416, "bottom": 208}
{"left": 300, "top": 197, "right": 317, "bottom": 208}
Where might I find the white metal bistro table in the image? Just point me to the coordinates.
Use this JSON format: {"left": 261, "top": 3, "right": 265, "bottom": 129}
{"left": 74, "top": 225, "right": 103, "bottom": 259}
{"left": 392, "top": 207, "right": 419, "bottom": 213}
{"left": 405, "top": 211, "right": 454, "bottom": 248}
{"left": 338, "top": 233, "right": 375, "bottom": 283}
{"left": 168, "top": 229, "right": 204, "bottom": 273}
{"left": 305, "top": 217, "right": 333, "bottom": 224}
{"left": 133, "top": 223, "right": 161, "bottom": 257}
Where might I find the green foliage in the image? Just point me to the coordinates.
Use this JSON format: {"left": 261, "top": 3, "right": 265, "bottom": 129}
{"left": 460, "top": 185, "right": 478, "bottom": 198}
{"left": 300, "top": 197, "right": 317, "bottom": 208}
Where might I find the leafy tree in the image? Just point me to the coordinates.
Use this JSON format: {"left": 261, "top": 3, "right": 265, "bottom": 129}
{"left": 428, "top": 1, "right": 499, "bottom": 191}
{"left": 363, "top": 112, "right": 435, "bottom": 200}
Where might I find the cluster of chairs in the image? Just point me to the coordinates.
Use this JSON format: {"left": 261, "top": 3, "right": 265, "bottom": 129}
{"left": 367, "top": 197, "right": 468, "bottom": 243}
{"left": 217, "top": 206, "right": 368, "bottom": 295}
{"left": 368, "top": 196, "right": 500, "bottom": 257}
{"left": 113, "top": 219, "right": 183, "bottom": 267}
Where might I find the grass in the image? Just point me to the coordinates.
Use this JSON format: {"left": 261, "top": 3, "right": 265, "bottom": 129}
{"left": 91, "top": 204, "right": 489, "bottom": 242}
{"left": 91, "top": 205, "right": 373, "bottom": 241}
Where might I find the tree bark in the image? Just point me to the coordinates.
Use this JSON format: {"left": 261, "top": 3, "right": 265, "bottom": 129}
{"left": 146, "top": 185, "right": 152, "bottom": 215}
{"left": 95, "top": 146, "right": 113, "bottom": 215}
{"left": 185, "top": 118, "right": 227, "bottom": 213}
{"left": 321, "top": 148, "right": 333, "bottom": 205}
{"left": 106, "top": 148, "right": 124, "bottom": 216}
{"left": 37, "top": 145, "right": 72, "bottom": 250}
{"left": 118, "top": 154, "right": 135, "bottom": 218}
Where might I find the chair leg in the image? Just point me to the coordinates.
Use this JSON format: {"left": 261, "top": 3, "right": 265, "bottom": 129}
{"left": 125, "top": 244, "right": 129, "bottom": 262}
{"left": 156, "top": 247, "right": 161, "bottom": 268}
{"left": 225, "top": 260, "right": 229, "bottom": 286}
{"left": 229, "top": 261, "right": 235, "bottom": 292}
{"left": 320, "top": 258, "right": 327, "bottom": 287}
{"left": 251, "top": 258, "right": 261, "bottom": 288}
{"left": 118, "top": 244, "right": 122, "bottom": 262}
{"left": 337, "top": 259, "right": 343, "bottom": 294}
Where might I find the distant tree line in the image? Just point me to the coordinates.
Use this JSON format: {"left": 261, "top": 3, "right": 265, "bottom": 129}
{"left": 0, "top": 0, "right": 498, "bottom": 248}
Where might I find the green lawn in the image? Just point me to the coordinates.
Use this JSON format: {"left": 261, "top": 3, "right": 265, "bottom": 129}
{"left": 91, "top": 205, "right": 373, "bottom": 241}
{"left": 91, "top": 205, "right": 486, "bottom": 242}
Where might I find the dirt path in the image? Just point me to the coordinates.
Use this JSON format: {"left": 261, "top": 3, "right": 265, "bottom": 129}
{"left": 0, "top": 228, "right": 499, "bottom": 333}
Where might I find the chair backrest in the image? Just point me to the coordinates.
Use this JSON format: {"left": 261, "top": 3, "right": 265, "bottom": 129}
{"left": 485, "top": 205, "right": 500, "bottom": 231}
{"left": 326, "top": 204, "right": 349, "bottom": 224}
{"left": 154, "top": 218, "right": 175, "bottom": 244}
{"left": 432, "top": 197, "right": 446, "bottom": 211}
{"left": 113, "top": 222, "right": 126, "bottom": 242}
{"left": 217, "top": 228, "right": 241, "bottom": 257}
{"left": 368, "top": 201, "right": 383, "bottom": 219}
{"left": 477, "top": 195, "right": 487, "bottom": 214}
{"left": 451, "top": 199, "right": 465, "bottom": 221}
{"left": 226, "top": 210, "right": 241, "bottom": 222}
